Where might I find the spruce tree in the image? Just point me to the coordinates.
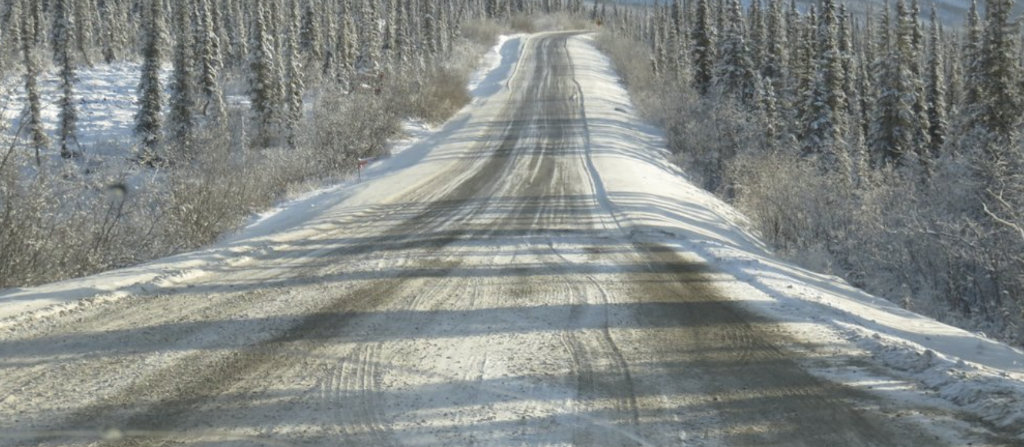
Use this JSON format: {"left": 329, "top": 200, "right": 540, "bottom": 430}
{"left": 210, "top": 0, "right": 228, "bottom": 59}
{"left": 20, "top": 0, "right": 48, "bottom": 165}
{"left": 358, "top": 0, "right": 382, "bottom": 73}
{"left": 898, "top": 0, "right": 930, "bottom": 156}
{"left": 962, "top": 0, "right": 983, "bottom": 111}
{"left": 652, "top": 8, "right": 665, "bottom": 76}
{"left": 762, "top": 0, "right": 787, "bottom": 90}
{"left": 196, "top": 0, "right": 226, "bottom": 126}
{"left": 946, "top": 34, "right": 964, "bottom": 118}
{"left": 52, "top": 0, "right": 79, "bottom": 159}
{"left": 973, "top": 0, "right": 1021, "bottom": 143}
{"left": 838, "top": 5, "right": 858, "bottom": 119}
{"left": 382, "top": 0, "right": 397, "bottom": 63}
{"left": 802, "top": 0, "right": 850, "bottom": 176}
{"left": 27, "top": 0, "right": 43, "bottom": 46}
{"left": 299, "top": 0, "right": 323, "bottom": 61}
{"left": 135, "top": 0, "right": 164, "bottom": 163}
{"left": 748, "top": 0, "right": 766, "bottom": 70}
{"left": 671, "top": 0, "right": 684, "bottom": 35}
{"left": 713, "top": 0, "right": 757, "bottom": 104}
{"left": 167, "top": 0, "right": 196, "bottom": 153}
{"left": 925, "top": 6, "right": 947, "bottom": 158}
{"left": 248, "top": 0, "right": 283, "bottom": 147}
{"left": 761, "top": 76, "right": 780, "bottom": 143}
{"left": 228, "top": 0, "right": 248, "bottom": 69}
{"left": 98, "top": 0, "right": 118, "bottom": 63}
{"left": 691, "top": 0, "right": 716, "bottom": 94}
{"left": 393, "top": 0, "right": 410, "bottom": 67}
{"left": 73, "top": 0, "right": 96, "bottom": 66}
{"left": 322, "top": 1, "right": 338, "bottom": 77}
{"left": 859, "top": 7, "right": 877, "bottom": 140}
{"left": 425, "top": 0, "right": 438, "bottom": 56}
{"left": 284, "top": 0, "right": 304, "bottom": 148}
{"left": 868, "top": 0, "right": 918, "bottom": 167}
{"left": 340, "top": 4, "right": 358, "bottom": 81}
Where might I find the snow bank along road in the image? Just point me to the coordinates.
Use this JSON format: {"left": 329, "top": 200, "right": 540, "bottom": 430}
{"left": 1, "top": 32, "right": 1021, "bottom": 446}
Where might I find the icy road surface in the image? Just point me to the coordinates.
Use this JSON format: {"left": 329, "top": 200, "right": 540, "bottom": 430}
{"left": 1, "top": 32, "right": 1022, "bottom": 446}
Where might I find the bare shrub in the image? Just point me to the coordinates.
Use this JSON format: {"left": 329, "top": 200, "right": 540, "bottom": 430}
{"left": 461, "top": 19, "right": 503, "bottom": 47}
{"left": 412, "top": 67, "right": 472, "bottom": 123}
{"left": 309, "top": 88, "right": 400, "bottom": 175}
{"left": 0, "top": 154, "right": 162, "bottom": 287}
{"left": 160, "top": 134, "right": 254, "bottom": 248}
{"left": 594, "top": 33, "right": 657, "bottom": 93}
{"left": 529, "top": 12, "right": 594, "bottom": 31}
{"left": 0, "top": 156, "right": 55, "bottom": 287}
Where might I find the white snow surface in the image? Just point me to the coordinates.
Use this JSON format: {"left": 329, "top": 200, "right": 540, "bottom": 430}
{"left": 2, "top": 33, "right": 1023, "bottom": 439}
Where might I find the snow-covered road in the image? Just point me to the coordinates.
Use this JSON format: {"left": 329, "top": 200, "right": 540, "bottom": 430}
{"left": 2, "top": 32, "right": 1022, "bottom": 446}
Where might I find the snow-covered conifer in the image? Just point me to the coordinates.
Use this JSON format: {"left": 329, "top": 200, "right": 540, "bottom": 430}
{"left": 713, "top": 0, "right": 757, "bottom": 104}
{"left": 925, "top": 6, "right": 948, "bottom": 158}
{"left": 358, "top": 0, "right": 382, "bottom": 73}
{"left": 670, "top": 0, "right": 684, "bottom": 35}
{"left": 898, "top": 0, "right": 930, "bottom": 156}
{"left": 425, "top": 0, "right": 438, "bottom": 56}
{"left": 439, "top": 0, "right": 453, "bottom": 55}
{"left": 135, "top": 0, "right": 164, "bottom": 161}
{"left": 196, "top": 0, "right": 226, "bottom": 126}
{"left": 228, "top": 0, "right": 248, "bottom": 69}
{"left": 322, "top": 2, "right": 338, "bottom": 76}
{"left": 248, "top": 0, "right": 284, "bottom": 147}
{"left": 73, "top": 0, "right": 96, "bottom": 66}
{"left": 802, "top": 0, "right": 851, "bottom": 176}
{"left": 946, "top": 36, "right": 963, "bottom": 117}
{"left": 748, "top": 0, "right": 766, "bottom": 70}
{"left": 393, "top": 0, "right": 410, "bottom": 67}
{"left": 972, "top": 0, "right": 1021, "bottom": 143}
{"left": 962, "top": 0, "right": 983, "bottom": 110}
{"left": 340, "top": 3, "right": 358, "bottom": 80}
{"left": 20, "top": 0, "right": 47, "bottom": 164}
{"left": 284, "top": 0, "right": 304, "bottom": 148}
{"left": 167, "top": 0, "right": 196, "bottom": 152}
{"left": 868, "top": 0, "right": 918, "bottom": 167}
{"left": 300, "top": 0, "right": 323, "bottom": 61}
{"left": 762, "top": 0, "right": 787, "bottom": 89}
{"left": 52, "top": 0, "right": 79, "bottom": 159}
{"left": 691, "top": 0, "right": 716, "bottom": 94}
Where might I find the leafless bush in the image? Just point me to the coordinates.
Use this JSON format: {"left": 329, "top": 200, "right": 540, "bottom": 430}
{"left": 461, "top": 19, "right": 504, "bottom": 47}
{"left": 529, "top": 12, "right": 594, "bottom": 31}
{"left": 0, "top": 155, "right": 53, "bottom": 287}
{"left": 309, "top": 87, "right": 400, "bottom": 175}
{"left": 594, "top": 34, "right": 657, "bottom": 93}
{"left": 0, "top": 153, "right": 164, "bottom": 287}
{"left": 159, "top": 132, "right": 255, "bottom": 248}
{"left": 412, "top": 67, "right": 472, "bottom": 123}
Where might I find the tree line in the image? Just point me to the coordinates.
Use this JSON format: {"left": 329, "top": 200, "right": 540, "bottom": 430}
{"left": 0, "top": 0, "right": 589, "bottom": 163}
{"left": 0, "top": 0, "right": 586, "bottom": 288}
{"left": 600, "top": 0, "right": 1024, "bottom": 343}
